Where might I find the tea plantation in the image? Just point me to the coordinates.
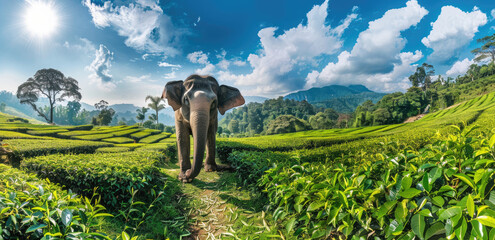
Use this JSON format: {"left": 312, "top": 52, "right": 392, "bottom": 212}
{"left": 2, "top": 91, "right": 495, "bottom": 239}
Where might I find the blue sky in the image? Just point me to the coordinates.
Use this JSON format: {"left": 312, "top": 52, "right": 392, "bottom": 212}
{"left": 0, "top": 0, "right": 494, "bottom": 106}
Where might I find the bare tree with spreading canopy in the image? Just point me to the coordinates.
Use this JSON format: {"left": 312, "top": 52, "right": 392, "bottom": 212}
{"left": 16, "top": 68, "right": 81, "bottom": 124}
{"left": 145, "top": 95, "right": 165, "bottom": 125}
{"left": 472, "top": 33, "right": 495, "bottom": 63}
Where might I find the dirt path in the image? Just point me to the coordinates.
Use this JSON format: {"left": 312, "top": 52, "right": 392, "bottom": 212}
{"left": 162, "top": 165, "right": 269, "bottom": 240}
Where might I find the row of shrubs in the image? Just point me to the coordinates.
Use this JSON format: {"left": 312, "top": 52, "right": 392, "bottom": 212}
{"left": 3, "top": 139, "right": 112, "bottom": 160}
{"left": 0, "top": 164, "right": 112, "bottom": 239}
{"left": 21, "top": 151, "right": 174, "bottom": 209}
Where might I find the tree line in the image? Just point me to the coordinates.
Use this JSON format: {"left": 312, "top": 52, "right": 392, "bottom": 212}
{"left": 8, "top": 68, "right": 172, "bottom": 132}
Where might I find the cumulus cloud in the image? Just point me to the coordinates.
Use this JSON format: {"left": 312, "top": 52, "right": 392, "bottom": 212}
{"left": 446, "top": 58, "right": 475, "bottom": 76}
{"left": 83, "top": 0, "right": 185, "bottom": 56}
{"left": 158, "top": 61, "right": 181, "bottom": 68}
{"left": 164, "top": 69, "right": 178, "bottom": 79}
{"left": 186, "top": 51, "right": 216, "bottom": 75}
{"left": 218, "top": 0, "right": 358, "bottom": 95}
{"left": 305, "top": 0, "right": 427, "bottom": 92}
{"left": 187, "top": 51, "right": 209, "bottom": 65}
{"left": 422, "top": 6, "right": 487, "bottom": 63}
{"left": 492, "top": 9, "right": 495, "bottom": 19}
{"left": 87, "top": 44, "right": 114, "bottom": 89}
{"left": 233, "top": 60, "right": 246, "bottom": 66}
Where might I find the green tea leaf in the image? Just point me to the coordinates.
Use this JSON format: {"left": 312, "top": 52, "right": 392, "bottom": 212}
{"left": 471, "top": 220, "right": 488, "bottom": 240}
{"left": 122, "top": 231, "right": 130, "bottom": 240}
{"left": 431, "top": 196, "right": 445, "bottom": 207}
{"left": 454, "top": 217, "right": 467, "bottom": 240}
{"left": 476, "top": 215, "right": 495, "bottom": 228}
{"left": 61, "top": 209, "right": 72, "bottom": 227}
{"left": 467, "top": 194, "right": 475, "bottom": 218}
{"left": 411, "top": 214, "right": 425, "bottom": 240}
{"left": 400, "top": 188, "right": 422, "bottom": 199}
{"left": 376, "top": 200, "right": 397, "bottom": 219}
{"left": 425, "top": 222, "right": 445, "bottom": 240}
{"left": 26, "top": 223, "right": 47, "bottom": 233}
{"left": 453, "top": 173, "right": 475, "bottom": 189}
{"left": 438, "top": 206, "right": 461, "bottom": 221}
{"left": 401, "top": 176, "right": 412, "bottom": 190}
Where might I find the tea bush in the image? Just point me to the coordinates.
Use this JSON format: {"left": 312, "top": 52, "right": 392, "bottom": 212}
{"left": 102, "top": 137, "right": 134, "bottom": 144}
{"left": 3, "top": 139, "right": 112, "bottom": 159}
{"left": 259, "top": 126, "right": 495, "bottom": 239}
{"left": 139, "top": 132, "right": 172, "bottom": 144}
{"left": 0, "top": 164, "right": 112, "bottom": 239}
{"left": 22, "top": 151, "right": 175, "bottom": 209}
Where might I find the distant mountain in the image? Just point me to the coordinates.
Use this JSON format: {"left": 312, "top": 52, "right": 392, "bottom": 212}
{"left": 109, "top": 104, "right": 140, "bottom": 113}
{"left": 284, "top": 85, "right": 386, "bottom": 112}
{"left": 244, "top": 96, "right": 268, "bottom": 104}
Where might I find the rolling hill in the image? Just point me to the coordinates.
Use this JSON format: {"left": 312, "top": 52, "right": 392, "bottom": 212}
{"left": 284, "top": 84, "right": 386, "bottom": 112}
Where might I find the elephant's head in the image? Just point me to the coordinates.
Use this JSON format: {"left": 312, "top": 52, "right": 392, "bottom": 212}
{"left": 162, "top": 75, "right": 244, "bottom": 180}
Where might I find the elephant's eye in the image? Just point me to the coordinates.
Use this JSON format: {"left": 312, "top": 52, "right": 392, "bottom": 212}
{"left": 211, "top": 100, "right": 217, "bottom": 109}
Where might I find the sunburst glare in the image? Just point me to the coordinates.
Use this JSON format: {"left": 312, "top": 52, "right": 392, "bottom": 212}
{"left": 23, "top": 0, "right": 59, "bottom": 39}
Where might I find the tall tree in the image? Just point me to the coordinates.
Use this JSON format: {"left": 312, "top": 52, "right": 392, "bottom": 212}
{"left": 93, "top": 100, "right": 115, "bottom": 126}
{"left": 408, "top": 63, "right": 435, "bottom": 90}
{"left": 16, "top": 68, "right": 81, "bottom": 123}
{"left": 136, "top": 107, "right": 148, "bottom": 126}
{"left": 67, "top": 101, "right": 81, "bottom": 125}
{"left": 472, "top": 33, "right": 495, "bottom": 63}
{"left": 145, "top": 95, "right": 165, "bottom": 125}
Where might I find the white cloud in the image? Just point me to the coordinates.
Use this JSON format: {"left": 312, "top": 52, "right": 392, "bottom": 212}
{"left": 83, "top": 0, "right": 185, "bottom": 56}
{"left": 142, "top": 53, "right": 161, "bottom": 60}
{"left": 63, "top": 38, "right": 95, "bottom": 54}
{"left": 186, "top": 51, "right": 215, "bottom": 75}
{"left": 164, "top": 69, "right": 178, "bottom": 79}
{"left": 187, "top": 51, "right": 209, "bottom": 65}
{"left": 220, "top": 0, "right": 358, "bottom": 95}
{"left": 124, "top": 74, "right": 151, "bottom": 83}
{"left": 158, "top": 61, "right": 181, "bottom": 68}
{"left": 491, "top": 9, "right": 495, "bottom": 19}
{"left": 305, "top": 0, "right": 427, "bottom": 92}
{"left": 446, "top": 58, "right": 475, "bottom": 76}
{"left": 422, "top": 6, "right": 487, "bottom": 63}
{"left": 233, "top": 60, "right": 246, "bottom": 66}
{"left": 196, "top": 64, "right": 215, "bottom": 75}
{"left": 86, "top": 44, "right": 115, "bottom": 90}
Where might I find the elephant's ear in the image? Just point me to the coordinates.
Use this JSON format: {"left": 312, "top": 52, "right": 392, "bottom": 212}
{"left": 162, "top": 80, "right": 184, "bottom": 111}
{"left": 218, "top": 85, "right": 245, "bottom": 115}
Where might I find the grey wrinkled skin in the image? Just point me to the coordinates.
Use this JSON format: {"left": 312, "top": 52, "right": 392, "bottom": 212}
{"left": 162, "top": 75, "right": 245, "bottom": 183}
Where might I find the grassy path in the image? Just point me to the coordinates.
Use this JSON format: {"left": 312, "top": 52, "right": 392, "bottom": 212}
{"left": 162, "top": 163, "right": 275, "bottom": 240}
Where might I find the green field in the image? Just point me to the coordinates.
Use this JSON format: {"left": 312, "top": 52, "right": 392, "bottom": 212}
{"left": 2, "top": 90, "right": 495, "bottom": 239}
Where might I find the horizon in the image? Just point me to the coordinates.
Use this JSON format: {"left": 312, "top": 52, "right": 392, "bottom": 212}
{"left": 0, "top": 0, "right": 494, "bottom": 107}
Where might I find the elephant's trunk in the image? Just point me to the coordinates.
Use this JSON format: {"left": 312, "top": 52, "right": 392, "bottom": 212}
{"left": 186, "top": 110, "right": 209, "bottom": 180}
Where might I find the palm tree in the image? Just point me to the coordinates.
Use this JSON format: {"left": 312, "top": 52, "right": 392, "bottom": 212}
{"left": 136, "top": 107, "right": 148, "bottom": 126}
{"left": 145, "top": 95, "right": 166, "bottom": 125}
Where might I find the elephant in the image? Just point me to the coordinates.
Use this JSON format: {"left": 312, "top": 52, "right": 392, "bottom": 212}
{"left": 162, "top": 74, "right": 245, "bottom": 183}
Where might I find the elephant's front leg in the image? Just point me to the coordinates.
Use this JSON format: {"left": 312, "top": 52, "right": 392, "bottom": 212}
{"left": 175, "top": 113, "right": 191, "bottom": 182}
{"left": 204, "top": 123, "right": 217, "bottom": 172}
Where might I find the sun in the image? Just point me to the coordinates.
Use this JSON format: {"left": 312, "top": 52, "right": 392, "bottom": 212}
{"left": 23, "top": 0, "right": 59, "bottom": 39}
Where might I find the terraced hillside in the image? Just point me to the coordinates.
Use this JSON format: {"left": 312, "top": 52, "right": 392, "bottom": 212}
{"left": 2, "top": 90, "right": 495, "bottom": 239}
{"left": 213, "top": 91, "right": 495, "bottom": 239}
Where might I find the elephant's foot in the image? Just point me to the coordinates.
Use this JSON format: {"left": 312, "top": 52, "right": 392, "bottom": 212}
{"left": 205, "top": 163, "right": 217, "bottom": 172}
{"left": 178, "top": 172, "right": 193, "bottom": 183}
